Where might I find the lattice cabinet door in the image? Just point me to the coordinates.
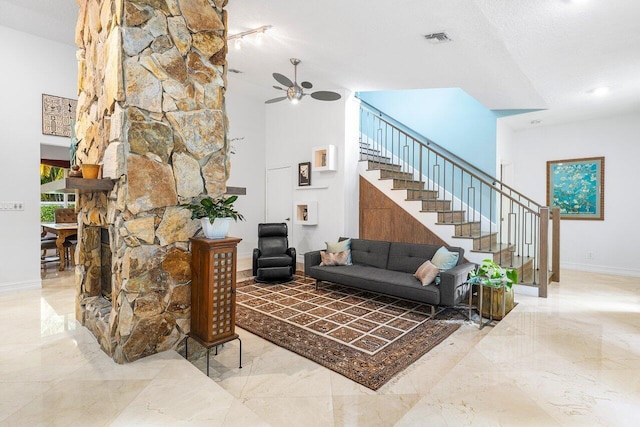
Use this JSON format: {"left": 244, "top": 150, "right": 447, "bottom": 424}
{"left": 190, "top": 237, "right": 242, "bottom": 346}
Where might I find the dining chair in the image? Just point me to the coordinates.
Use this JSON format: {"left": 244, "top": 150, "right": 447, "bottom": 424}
{"left": 53, "top": 208, "right": 77, "bottom": 267}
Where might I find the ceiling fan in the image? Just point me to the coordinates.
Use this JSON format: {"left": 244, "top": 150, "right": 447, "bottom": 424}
{"left": 265, "top": 58, "right": 341, "bottom": 104}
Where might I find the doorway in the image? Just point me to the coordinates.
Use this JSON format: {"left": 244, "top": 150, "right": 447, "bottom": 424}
{"left": 266, "top": 166, "right": 293, "bottom": 225}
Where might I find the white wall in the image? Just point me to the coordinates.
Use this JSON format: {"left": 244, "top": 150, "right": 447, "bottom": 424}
{"left": 225, "top": 80, "right": 266, "bottom": 268}
{"left": 500, "top": 112, "right": 640, "bottom": 277}
{"left": 0, "top": 26, "right": 77, "bottom": 291}
{"left": 265, "top": 92, "right": 358, "bottom": 258}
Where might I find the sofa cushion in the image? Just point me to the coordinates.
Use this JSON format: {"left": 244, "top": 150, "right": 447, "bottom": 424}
{"left": 387, "top": 242, "right": 439, "bottom": 273}
{"left": 431, "top": 246, "right": 460, "bottom": 269}
{"left": 309, "top": 264, "right": 440, "bottom": 306}
{"left": 350, "top": 239, "right": 390, "bottom": 269}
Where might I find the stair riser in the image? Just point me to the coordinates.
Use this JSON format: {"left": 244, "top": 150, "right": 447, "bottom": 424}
{"left": 392, "top": 180, "right": 423, "bottom": 190}
{"left": 380, "top": 170, "right": 414, "bottom": 180}
{"left": 491, "top": 248, "right": 515, "bottom": 265}
{"left": 406, "top": 189, "right": 439, "bottom": 200}
{"left": 511, "top": 259, "right": 534, "bottom": 283}
{"left": 421, "top": 200, "right": 451, "bottom": 211}
{"left": 367, "top": 161, "right": 402, "bottom": 172}
{"left": 361, "top": 154, "right": 391, "bottom": 163}
{"left": 438, "top": 211, "right": 465, "bottom": 223}
{"left": 454, "top": 222, "right": 481, "bottom": 236}
{"left": 473, "top": 234, "right": 498, "bottom": 251}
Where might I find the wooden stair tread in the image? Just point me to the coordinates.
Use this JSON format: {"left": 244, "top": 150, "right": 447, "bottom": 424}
{"left": 470, "top": 243, "right": 513, "bottom": 254}
{"left": 437, "top": 210, "right": 466, "bottom": 214}
{"left": 451, "top": 232, "right": 498, "bottom": 239}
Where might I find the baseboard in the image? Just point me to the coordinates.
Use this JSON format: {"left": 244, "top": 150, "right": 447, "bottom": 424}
{"left": 237, "top": 254, "right": 252, "bottom": 272}
{"left": 513, "top": 284, "right": 539, "bottom": 297}
{"left": 561, "top": 262, "right": 640, "bottom": 278}
{"left": 0, "top": 279, "right": 42, "bottom": 293}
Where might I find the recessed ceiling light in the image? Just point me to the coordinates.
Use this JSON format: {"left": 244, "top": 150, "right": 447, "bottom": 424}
{"left": 589, "top": 86, "right": 610, "bottom": 96}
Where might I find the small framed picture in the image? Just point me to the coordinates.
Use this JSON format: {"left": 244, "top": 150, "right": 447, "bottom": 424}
{"left": 298, "top": 162, "right": 311, "bottom": 186}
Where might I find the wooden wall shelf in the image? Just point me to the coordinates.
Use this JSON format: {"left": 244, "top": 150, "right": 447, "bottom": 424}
{"left": 40, "top": 178, "right": 115, "bottom": 194}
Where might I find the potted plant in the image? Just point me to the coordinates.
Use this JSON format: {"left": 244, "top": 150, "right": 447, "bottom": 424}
{"left": 468, "top": 259, "right": 518, "bottom": 319}
{"left": 184, "top": 195, "right": 245, "bottom": 239}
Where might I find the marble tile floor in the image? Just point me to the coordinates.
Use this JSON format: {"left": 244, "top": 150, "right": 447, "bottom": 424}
{"left": 1, "top": 269, "right": 638, "bottom": 426}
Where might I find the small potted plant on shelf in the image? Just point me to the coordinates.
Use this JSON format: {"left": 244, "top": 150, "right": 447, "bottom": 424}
{"left": 468, "top": 259, "right": 518, "bottom": 319}
{"left": 183, "top": 195, "right": 245, "bottom": 239}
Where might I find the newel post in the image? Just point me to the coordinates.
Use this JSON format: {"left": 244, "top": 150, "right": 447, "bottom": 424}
{"left": 539, "top": 207, "right": 549, "bottom": 298}
{"left": 551, "top": 207, "right": 561, "bottom": 283}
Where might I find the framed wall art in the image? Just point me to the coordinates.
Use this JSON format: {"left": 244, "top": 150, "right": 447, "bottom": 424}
{"left": 42, "top": 94, "right": 77, "bottom": 137}
{"left": 546, "top": 156, "right": 604, "bottom": 220}
{"left": 298, "top": 162, "right": 311, "bottom": 187}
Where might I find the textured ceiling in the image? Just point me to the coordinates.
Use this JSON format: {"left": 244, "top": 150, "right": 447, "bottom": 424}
{"left": 2, "top": 0, "right": 639, "bottom": 130}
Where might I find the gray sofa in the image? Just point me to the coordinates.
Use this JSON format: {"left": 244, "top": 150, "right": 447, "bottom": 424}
{"left": 304, "top": 238, "right": 475, "bottom": 316}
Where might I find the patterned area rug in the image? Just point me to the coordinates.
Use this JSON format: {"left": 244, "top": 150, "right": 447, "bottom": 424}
{"left": 236, "top": 275, "right": 463, "bottom": 390}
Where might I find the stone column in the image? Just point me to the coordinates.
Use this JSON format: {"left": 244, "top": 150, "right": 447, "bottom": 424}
{"left": 74, "top": 0, "right": 229, "bottom": 363}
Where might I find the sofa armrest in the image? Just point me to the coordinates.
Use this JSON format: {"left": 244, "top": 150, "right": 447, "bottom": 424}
{"left": 304, "top": 250, "right": 322, "bottom": 276}
{"left": 439, "top": 262, "right": 476, "bottom": 306}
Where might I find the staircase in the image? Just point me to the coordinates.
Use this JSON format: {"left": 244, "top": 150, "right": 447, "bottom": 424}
{"left": 358, "top": 102, "right": 560, "bottom": 297}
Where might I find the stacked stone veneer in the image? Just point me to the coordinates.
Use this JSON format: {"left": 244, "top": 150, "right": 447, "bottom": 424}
{"left": 74, "top": 0, "right": 229, "bottom": 363}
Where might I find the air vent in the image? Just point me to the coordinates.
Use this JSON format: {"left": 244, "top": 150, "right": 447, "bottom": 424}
{"left": 228, "top": 68, "right": 243, "bottom": 74}
{"left": 424, "top": 32, "right": 452, "bottom": 44}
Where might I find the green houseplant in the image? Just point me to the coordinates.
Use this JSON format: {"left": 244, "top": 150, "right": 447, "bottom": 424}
{"left": 184, "top": 195, "right": 245, "bottom": 239}
{"left": 468, "top": 258, "right": 518, "bottom": 289}
{"left": 468, "top": 259, "right": 518, "bottom": 320}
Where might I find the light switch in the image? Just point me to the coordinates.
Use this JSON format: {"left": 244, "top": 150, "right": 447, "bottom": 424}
{"left": 0, "top": 201, "right": 24, "bottom": 211}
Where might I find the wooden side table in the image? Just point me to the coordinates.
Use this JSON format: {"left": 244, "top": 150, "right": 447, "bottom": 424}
{"left": 189, "top": 236, "right": 243, "bottom": 375}
{"left": 468, "top": 280, "right": 508, "bottom": 330}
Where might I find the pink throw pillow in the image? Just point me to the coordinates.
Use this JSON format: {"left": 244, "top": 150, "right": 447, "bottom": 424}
{"left": 414, "top": 260, "right": 439, "bottom": 286}
{"left": 320, "top": 250, "right": 349, "bottom": 266}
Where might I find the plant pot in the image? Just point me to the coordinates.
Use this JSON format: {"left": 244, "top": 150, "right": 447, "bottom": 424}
{"left": 200, "top": 217, "right": 231, "bottom": 239}
{"left": 480, "top": 285, "right": 515, "bottom": 320}
{"left": 81, "top": 164, "right": 100, "bottom": 179}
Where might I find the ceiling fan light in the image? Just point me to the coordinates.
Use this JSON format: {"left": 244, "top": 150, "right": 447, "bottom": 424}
{"left": 287, "top": 85, "right": 303, "bottom": 103}
{"left": 234, "top": 38, "right": 243, "bottom": 50}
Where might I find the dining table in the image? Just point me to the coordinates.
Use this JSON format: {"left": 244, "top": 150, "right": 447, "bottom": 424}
{"left": 41, "top": 222, "right": 78, "bottom": 271}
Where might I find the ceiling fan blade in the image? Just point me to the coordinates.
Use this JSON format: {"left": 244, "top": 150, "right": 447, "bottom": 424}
{"left": 301, "top": 81, "right": 313, "bottom": 89}
{"left": 273, "top": 73, "right": 293, "bottom": 88}
{"left": 310, "top": 91, "right": 341, "bottom": 101}
{"left": 273, "top": 85, "right": 285, "bottom": 91}
{"left": 265, "top": 96, "right": 287, "bottom": 104}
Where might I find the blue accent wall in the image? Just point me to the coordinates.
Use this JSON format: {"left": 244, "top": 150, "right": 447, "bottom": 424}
{"left": 358, "top": 88, "right": 500, "bottom": 176}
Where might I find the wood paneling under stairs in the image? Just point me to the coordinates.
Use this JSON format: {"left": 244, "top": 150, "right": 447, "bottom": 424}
{"left": 359, "top": 176, "right": 447, "bottom": 246}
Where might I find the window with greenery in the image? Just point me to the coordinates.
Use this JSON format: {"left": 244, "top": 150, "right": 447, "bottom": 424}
{"left": 40, "top": 165, "right": 74, "bottom": 222}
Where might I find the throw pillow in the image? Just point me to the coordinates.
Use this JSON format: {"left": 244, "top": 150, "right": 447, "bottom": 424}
{"left": 320, "top": 250, "right": 349, "bottom": 266}
{"left": 431, "top": 246, "right": 459, "bottom": 270}
{"left": 326, "top": 238, "right": 352, "bottom": 265}
{"left": 414, "top": 260, "right": 439, "bottom": 286}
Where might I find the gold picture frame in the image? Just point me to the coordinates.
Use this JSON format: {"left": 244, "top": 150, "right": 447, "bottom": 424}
{"left": 546, "top": 156, "right": 605, "bottom": 220}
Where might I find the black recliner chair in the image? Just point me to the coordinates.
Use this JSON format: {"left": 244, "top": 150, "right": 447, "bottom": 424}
{"left": 252, "top": 223, "right": 296, "bottom": 283}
